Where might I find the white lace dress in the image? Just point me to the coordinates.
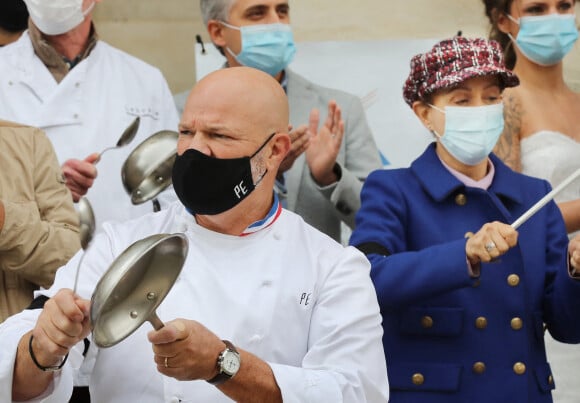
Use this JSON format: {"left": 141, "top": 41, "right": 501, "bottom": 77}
{"left": 521, "top": 130, "right": 580, "bottom": 403}
{"left": 521, "top": 130, "right": 580, "bottom": 205}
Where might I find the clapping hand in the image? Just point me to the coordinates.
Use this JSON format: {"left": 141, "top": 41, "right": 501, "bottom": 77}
{"left": 305, "top": 100, "right": 344, "bottom": 186}
{"left": 277, "top": 124, "right": 310, "bottom": 176}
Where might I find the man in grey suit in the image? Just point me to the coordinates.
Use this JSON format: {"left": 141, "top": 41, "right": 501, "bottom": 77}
{"left": 197, "top": 0, "right": 382, "bottom": 242}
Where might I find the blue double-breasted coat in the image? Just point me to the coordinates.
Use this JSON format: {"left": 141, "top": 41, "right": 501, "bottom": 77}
{"left": 350, "top": 143, "right": 580, "bottom": 402}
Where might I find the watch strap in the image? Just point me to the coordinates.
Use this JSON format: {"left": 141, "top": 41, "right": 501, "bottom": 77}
{"left": 207, "top": 340, "right": 239, "bottom": 385}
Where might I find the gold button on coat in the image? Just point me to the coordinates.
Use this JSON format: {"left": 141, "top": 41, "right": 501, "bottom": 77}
{"left": 513, "top": 362, "right": 526, "bottom": 375}
{"left": 412, "top": 373, "right": 425, "bottom": 385}
{"left": 548, "top": 375, "right": 554, "bottom": 385}
{"left": 455, "top": 194, "right": 467, "bottom": 206}
{"left": 421, "top": 316, "right": 434, "bottom": 329}
{"left": 475, "top": 317, "right": 488, "bottom": 329}
{"left": 511, "top": 317, "right": 523, "bottom": 330}
{"left": 472, "top": 362, "right": 486, "bottom": 374}
{"left": 507, "top": 274, "right": 520, "bottom": 287}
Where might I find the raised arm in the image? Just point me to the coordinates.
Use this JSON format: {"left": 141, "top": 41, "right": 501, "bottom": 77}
{"left": 12, "top": 290, "right": 91, "bottom": 401}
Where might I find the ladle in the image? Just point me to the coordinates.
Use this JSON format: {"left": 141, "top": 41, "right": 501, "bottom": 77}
{"left": 73, "top": 197, "right": 96, "bottom": 293}
{"left": 90, "top": 233, "right": 188, "bottom": 348}
{"left": 94, "top": 117, "right": 140, "bottom": 164}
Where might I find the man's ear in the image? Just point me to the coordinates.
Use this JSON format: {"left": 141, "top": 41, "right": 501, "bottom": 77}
{"left": 268, "top": 132, "right": 291, "bottom": 166}
{"left": 412, "top": 101, "right": 433, "bottom": 131}
{"left": 207, "top": 19, "right": 227, "bottom": 48}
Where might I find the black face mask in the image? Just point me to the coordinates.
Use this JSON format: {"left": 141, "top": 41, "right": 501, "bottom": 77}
{"left": 172, "top": 133, "right": 275, "bottom": 215}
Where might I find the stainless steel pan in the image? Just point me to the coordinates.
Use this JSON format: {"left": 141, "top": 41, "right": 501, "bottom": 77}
{"left": 90, "top": 233, "right": 188, "bottom": 348}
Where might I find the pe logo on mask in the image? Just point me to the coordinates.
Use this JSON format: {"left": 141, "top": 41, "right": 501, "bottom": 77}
{"left": 234, "top": 181, "right": 249, "bottom": 199}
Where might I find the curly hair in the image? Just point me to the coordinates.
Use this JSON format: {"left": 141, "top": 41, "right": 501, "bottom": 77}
{"left": 482, "top": 0, "right": 516, "bottom": 69}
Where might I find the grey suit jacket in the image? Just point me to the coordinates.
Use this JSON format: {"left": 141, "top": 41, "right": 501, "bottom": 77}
{"left": 285, "top": 70, "right": 382, "bottom": 241}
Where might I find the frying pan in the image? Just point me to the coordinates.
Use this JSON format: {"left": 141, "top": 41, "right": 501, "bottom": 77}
{"left": 90, "top": 233, "right": 188, "bottom": 348}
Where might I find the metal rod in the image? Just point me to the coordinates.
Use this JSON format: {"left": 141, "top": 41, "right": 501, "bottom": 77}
{"left": 511, "top": 167, "right": 580, "bottom": 230}
{"left": 72, "top": 251, "right": 87, "bottom": 294}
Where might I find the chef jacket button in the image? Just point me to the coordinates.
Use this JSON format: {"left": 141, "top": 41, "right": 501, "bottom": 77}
{"left": 8, "top": 81, "right": 13, "bottom": 86}
{"left": 472, "top": 362, "right": 486, "bottom": 374}
{"left": 421, "top": 316, "right": 433, "bottom": 329}
{"left": 412, "top": 373, "right": 424, "bottom": 385}
{"left": 507, "top": 274, "right": 520, "bottom": 287}
{"left": 73, "top": 114, "right": 79, "bottom": 119}
{"left": 455, "top": 193, "right": 467, "bottom": 206}
{"left": 75, "top": 82, "right": 80, "bottom": 88}
{"left": 511, "top": 317, "right": 523, "bottom": 330}
{"left": 273, "top": 232, "right": 281, "bottom": 240}
{"left": 513, "top": 362, "right": 526, "bottom": 375}
{"left": 475, "top": 317, "right": 487, "bottom": 329}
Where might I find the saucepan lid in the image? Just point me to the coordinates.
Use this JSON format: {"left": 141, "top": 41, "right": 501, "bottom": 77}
{"left": 90, "top": 232, "right": 188, "bottom": 348}
{"left": 121, "top": 130, "right": 179, "bottom": 205}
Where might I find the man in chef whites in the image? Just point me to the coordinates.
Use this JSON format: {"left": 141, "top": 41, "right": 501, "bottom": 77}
{"left": 0, "top": 1, "right": 179, "bottom": 401}
{"left": 0, "top": 0, "right": 180, "bottom": 230}
{"left": 0, "top": 67, "right": 389, "bottom": 403}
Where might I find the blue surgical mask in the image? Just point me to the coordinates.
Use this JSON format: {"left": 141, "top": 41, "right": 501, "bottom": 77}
{"left": 508, "top": 13, "right": 579, "bottom": 66}
{"left": 430, "top": 103, "right": 504, "bottom": 166}
{"left": 221, "top": 22, "right": 296, "bottom": 76}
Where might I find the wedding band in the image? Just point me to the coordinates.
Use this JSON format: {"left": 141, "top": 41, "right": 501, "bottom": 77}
{"left": 485, "top": 242, "right": 496, "bottom": 252}
{"left": 164, "top": 356, "right": 169, "bottom": 368}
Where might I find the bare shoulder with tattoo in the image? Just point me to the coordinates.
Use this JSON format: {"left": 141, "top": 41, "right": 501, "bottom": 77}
{"left": 494, "top": 91, "right": 524, "bottom": 172}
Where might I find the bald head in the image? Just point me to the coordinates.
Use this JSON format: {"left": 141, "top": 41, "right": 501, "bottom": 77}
{"left": 176, "top": 67, "right": 291, "bottom": 233}
{"left": 182, "top": 67, "right": 289, "bottom": 137}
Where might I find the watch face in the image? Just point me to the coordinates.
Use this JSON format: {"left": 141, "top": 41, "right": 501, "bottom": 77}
{"left": 222, "top": 351, "right": 241, "bottom": 376}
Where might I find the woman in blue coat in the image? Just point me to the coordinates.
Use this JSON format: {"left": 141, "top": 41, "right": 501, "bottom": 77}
{"left": 350, "top": 36, "right": 580, "bottom": 402}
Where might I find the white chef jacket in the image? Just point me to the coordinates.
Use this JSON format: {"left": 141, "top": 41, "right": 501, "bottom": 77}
{"left": 0, "top": 32, "right": 180, "bottom": 230}
{"left": 0, "top": 202, "right": 389, "bottom": 402}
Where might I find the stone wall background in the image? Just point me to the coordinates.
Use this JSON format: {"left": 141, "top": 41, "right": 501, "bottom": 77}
{"left": 93, "top": 0, "right": 580, "bottom": 94}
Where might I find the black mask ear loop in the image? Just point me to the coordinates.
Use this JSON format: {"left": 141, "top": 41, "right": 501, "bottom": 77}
{"left": 250, "top": 132, "right": 277, "bottom": 187}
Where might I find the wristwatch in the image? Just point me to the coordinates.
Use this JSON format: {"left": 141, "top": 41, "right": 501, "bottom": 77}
{"left": 207, "top": 340, "right": 241, "bottom": 385}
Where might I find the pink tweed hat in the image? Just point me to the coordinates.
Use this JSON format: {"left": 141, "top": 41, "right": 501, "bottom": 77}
{"left": 403, "top": 36, "right": 519, "bottom": 106}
